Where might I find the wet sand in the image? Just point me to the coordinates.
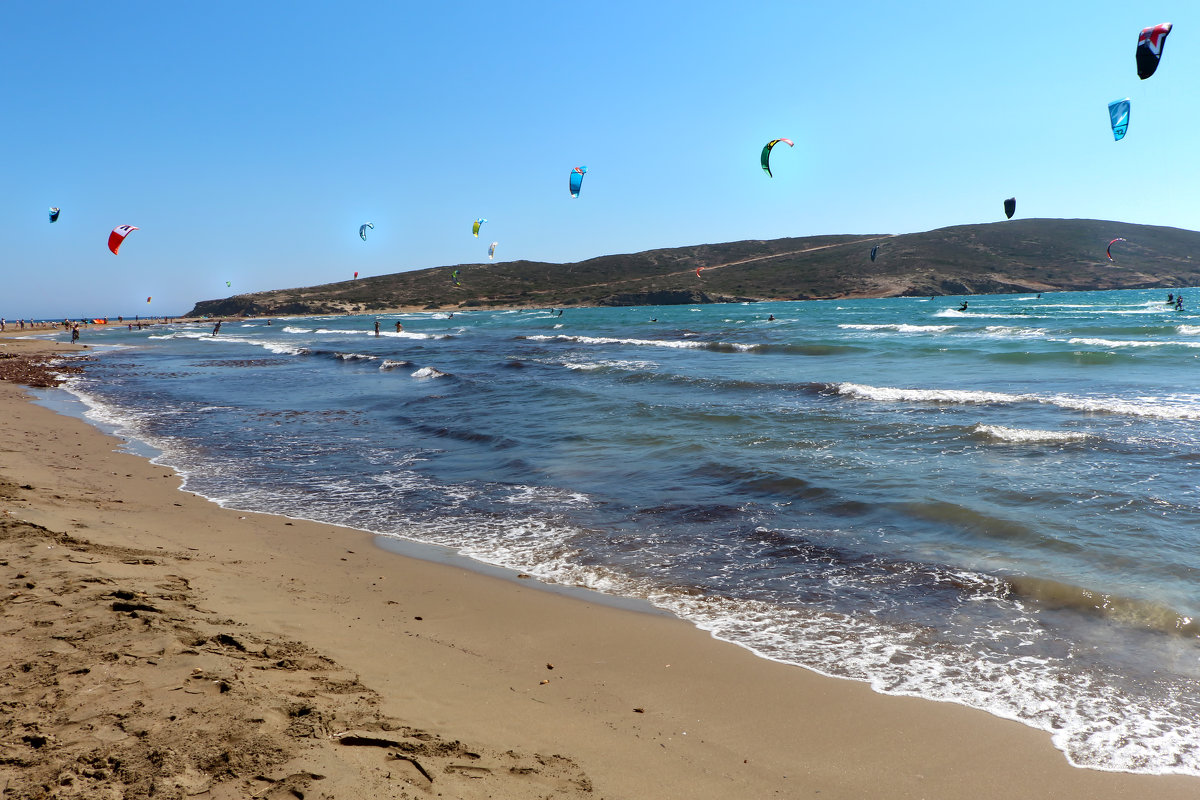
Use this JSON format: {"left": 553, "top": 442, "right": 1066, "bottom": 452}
{"left": 1, "top": 334, "right": 1197, "bottom": 799}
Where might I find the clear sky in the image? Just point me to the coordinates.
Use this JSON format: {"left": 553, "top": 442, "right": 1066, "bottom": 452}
{"left": 3, "top": 2, "right": 1198, "bottom": 318}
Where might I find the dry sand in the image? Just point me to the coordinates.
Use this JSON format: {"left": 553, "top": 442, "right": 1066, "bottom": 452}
{"left": 1, "top": 334, "right": 1198, "bottom": 799}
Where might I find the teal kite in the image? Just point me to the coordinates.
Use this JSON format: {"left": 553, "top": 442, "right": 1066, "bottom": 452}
{"left": 760, "top": 138, "right": 794, "bottom": 177}
{"left": 472, "top": 218, "right": 487, "bottom": 237}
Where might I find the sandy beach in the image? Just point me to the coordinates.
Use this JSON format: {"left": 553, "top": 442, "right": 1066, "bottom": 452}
{"left": 1, "top": 334, "right": 1198, "bottom": 799}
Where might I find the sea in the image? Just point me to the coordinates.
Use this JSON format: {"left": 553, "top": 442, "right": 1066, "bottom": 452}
{"left": 34, "top": 289, "right": 1200, "bottom": 776}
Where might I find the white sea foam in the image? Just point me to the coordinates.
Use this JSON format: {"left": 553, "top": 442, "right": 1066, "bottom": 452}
{"left": 836, "top": 383, "right": 1028, "bottom": 405}
{"left": 523, "top": 334, "right": 709, "bottom": 350}
{"left": 410, "top": 366, "right": 448, "bottom": 379}
{"left": 972, "top": 424, "right": 1090, "bottom": 444}
{"left": 839, "top": 323, "right": 956, "bottom": 333}
{"left": 379, "top": 359, "right": 411, "bottom": 371}
{"left": 365, "top": 509, "right": 1200, "bottom": 778}
{"left": 500, "top": 485, "right": 592, "bottom": 507}
{"left": 1068, "top": 337, "right": 1200, "bottom": 349}
{"left": 834, "top": 383, "right": 1200, "bottom": 420}
{"left": 561, "top": 359, "right": 657, "bottom": 371}
{"left": 1178, "top": 325, "right": 1200, "bottom": 335}
{"left": 983, "top": 325, "right": 1047, "bottom": 338}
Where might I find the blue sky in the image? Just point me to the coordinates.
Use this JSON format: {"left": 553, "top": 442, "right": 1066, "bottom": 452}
{"left": 3, "top": 2, "right": 1198, "bottom": 318}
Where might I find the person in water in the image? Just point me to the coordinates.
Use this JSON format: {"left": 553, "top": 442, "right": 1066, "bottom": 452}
{"left": 959, "top": 301, "right": 969, "bottom": 311}
{"left": 767, "top": 314, "right": 776, "bottom": 321}
{"left": 395, "top": 321, "right": 403, "bottom": 333}
{"left": 374, "top": 320, "right": 380, "bottom": 336}
{"left": 211, "top": 320, "right": 222, "bottom": 337}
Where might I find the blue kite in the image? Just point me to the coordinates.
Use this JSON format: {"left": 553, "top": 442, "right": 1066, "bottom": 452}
{"left": 1108, "top": 98, "right": 1130, "bottom": 141}
{"left": 570, "top": 166, "right": 587, "bottom": 198}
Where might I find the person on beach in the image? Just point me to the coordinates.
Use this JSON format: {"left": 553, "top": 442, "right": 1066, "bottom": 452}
{"left": 395, "top": 321, "right": 403, "bottom": 333}
{"left": 374, "top": 320, "right": 380, "bottom": 337}
{"left": 70, "top": 323, "right": 79, "bottom": 342}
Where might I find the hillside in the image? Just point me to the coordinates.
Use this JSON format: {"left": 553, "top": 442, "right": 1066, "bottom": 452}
{"left": 185, "top": 219, "right": 1200, "bottom": 317}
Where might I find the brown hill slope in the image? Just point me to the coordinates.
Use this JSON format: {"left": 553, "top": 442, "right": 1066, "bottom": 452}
{"left": 186, "top": 219, "right": 1200, "bottom": 317}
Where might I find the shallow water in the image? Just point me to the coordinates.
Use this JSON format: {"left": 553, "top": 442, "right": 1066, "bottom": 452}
{"left": 50, "top": 289, "right": 1200, "bottom": 775}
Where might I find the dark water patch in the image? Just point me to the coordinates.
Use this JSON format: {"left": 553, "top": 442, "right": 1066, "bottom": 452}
{"left": 896, "top": 500, "right": 1085, "bottom": 555}
{"left": 684, "top": 462, "right": 875, "bottom": 517}
{"left": 629, "top": 503, "right": 746, "bottom": 524}
{"left": 252, "top": 409, "right": 361, "bottom": 420}
{"left": 390, "top": 415, "right": 518, "bottom": 448}
{"left": 192, "top": 358, "right": 295, "bottom": 368}
{"left": 701, "top": 341, "right": 863, "bottom": 356}
{"left": 1006, "top": 575, "right": 1200, "bottom": 639}
{"left": 986, "top": 350, "right": 1134, "bottom": 366}
{"left": 1077, "top": 325, "right": 1182, "bottom": 336}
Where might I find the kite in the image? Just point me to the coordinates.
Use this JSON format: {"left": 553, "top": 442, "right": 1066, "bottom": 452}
{"left": 488, "top": 241, "right": 497, "bottom": 260}
{"left": 1108, "top": 99, "right": 1130, "bottom": 140}
{"left": 226, "top": 281, "right": 232, "bottom": 287}
{"left": 1137, "top": 23, "right": 1172, "bottom": 80}
{"left": 359, "top": 222, "right": 374, "bottom": 241}
{"left": 870, "top": 245, "right": 879, "bottom": 262}
{"left": 146, "top": 297, "right": 151, "bottom": 304}
{"left": 570, "top": 166, "right": 587, "bottom": 197}
{"left": 696, "top": 267, "right": 705, "bottom": 278}
{"left": 452, "top": 269, "right": 461, "bottom": 286}
{"left": 108, "top": 225, "right": 139, "bottom": 255}
{"left": 48, "top": 207, "right": 60, "bottom": 223}
{"left": 353, "top": 271, "right": 359, "bottom": 279}
{"left": 760, "top": 138, "right": 794, "bottom": 178}
{"left": 472, "top": 218, "right": 487, "bottom": 237}
{"left": 1107, "top": 237, "right": 1127, "bottom": 262}
{"left": 1003, "top": 198, "right": 1016, "bottom": 220}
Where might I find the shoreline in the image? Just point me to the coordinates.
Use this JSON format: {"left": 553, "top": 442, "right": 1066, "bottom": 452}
{"left": 3, "top": 335, "right": 1199, "bottom": 798}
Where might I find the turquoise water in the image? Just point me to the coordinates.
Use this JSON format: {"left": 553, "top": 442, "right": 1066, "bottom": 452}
{"left": 50, "top": 289, "right": 1200, "bottom": 775}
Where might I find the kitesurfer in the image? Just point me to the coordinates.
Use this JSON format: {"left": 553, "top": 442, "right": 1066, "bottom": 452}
{"left": 1176, "top": 296, "right": 1184, "bottom": 310}
{"left": 768, "top": 314, "right": 776, "bottom": 321}
{"left": 959, "top": 301, "right": 969, "bottom": 311}
{"left": 212, "top": 321, "right": 222, "bottom": 337}
{"left": 1168, "top": 293, "right": 1174, "bottom": 304}
{"left": 374, "top": 320, "right": 380, "bottom": 337}
{"left": 395, "top": 321, "right": 403, "bottom": 333}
